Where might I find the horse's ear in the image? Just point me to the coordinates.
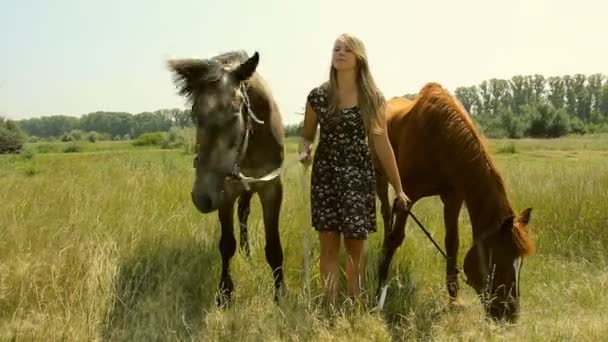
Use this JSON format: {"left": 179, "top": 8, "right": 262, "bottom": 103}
{"left": 232, "top": 51, "right": 259, "bottom": 81}
{"left": 500, "top": 215, "right": 515, "bottom": 235}
{"left": 166, "top": 59, "right": 209, "bottom": 96}
{"left": 518, "top": 208, "right": 532, "bottom": 226}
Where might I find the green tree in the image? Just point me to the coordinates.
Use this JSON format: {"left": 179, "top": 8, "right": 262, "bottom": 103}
{"left": 510, "top": 75, "right": 531, "bottom": 115}
{"left": 600, "top": 83, "right": 608, "bottom": 121}
{"left": 454, "top": 86, "right": 480, "bottom": 115}
{"left": 0, "top": 117, "right": 26, "bottom": 154}
{"left": 547, "top": 76, "right": 566, "bottom": 110}
{"left": 587, "top": 73, "right": 604, "bottom": 115}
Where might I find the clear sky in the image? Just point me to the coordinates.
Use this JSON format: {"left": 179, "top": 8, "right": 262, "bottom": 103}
{"left": 1, "top": 0, "right": 606, "bottom": 124}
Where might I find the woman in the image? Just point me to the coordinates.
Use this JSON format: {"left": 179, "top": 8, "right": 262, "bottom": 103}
{"left": 299, "top": 33, "right": 410, "bottom": 305}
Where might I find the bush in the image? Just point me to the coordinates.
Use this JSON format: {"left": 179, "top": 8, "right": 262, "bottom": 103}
{"left": 63, "top": 143, "right": 82, "bottom": 153}
{"left": 496, "top": 142, "right": 518, "bottom": 154}
{"left": 0, "top": 117, "right": 26, "bottom": 154}
{"left": 61, "top": 129, "right": 87, "bottom": 142}
{"left": 87, "top": 131, "right": 99, "bottom": 143}
{"left": 20, "top": 147, "right": 36, "bottom": 160}
{"left": 548, "top": 109, "right": 571, "bottom": 137}
{"left": 587, "top": 122, "right": 608, "bottom": 134}
{"left": 498, "top": 104, "right": 528, "bottom": 139}
{"left": 34, "top": 143, "right": 58, "bottom": 153}
{"left": 476, "top": 115, "right": 508, "bottom": 139}
{"left": 525, "top": 103, "right": 571, "bottom": 138}
{"left": 132, "top": 132, "right": 166, "bottom": 146}
{"left": 569, "top": 117, "right": 588, "bottom": 135}
{"left": 161, "top": 127, "right": 195, "bottom": 150}
{"left": 61, "top": 133, "right": 74, "bottom": 142}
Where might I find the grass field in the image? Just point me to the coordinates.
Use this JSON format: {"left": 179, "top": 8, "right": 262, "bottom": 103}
{"left": 1, "top": 135, "right": 607, "bottom": 341}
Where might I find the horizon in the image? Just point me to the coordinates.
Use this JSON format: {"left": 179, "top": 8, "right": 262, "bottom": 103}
{"left": 1, "top": 0, "right": 607, "bottom": 125}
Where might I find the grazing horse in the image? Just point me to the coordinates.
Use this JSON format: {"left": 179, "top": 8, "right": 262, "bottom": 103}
{"left": 167, "top": 51, "right": 286, "bottom": 305}
{"left": 375, "top": 82, "right": 535, "bottom": 323}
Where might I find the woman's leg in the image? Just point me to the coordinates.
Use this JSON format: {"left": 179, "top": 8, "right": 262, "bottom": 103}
{"left": 344, "top": 237, "right": 365, "bottom": 301}
{"left": 318, "top": 231, "right": 341, "bottom": 305}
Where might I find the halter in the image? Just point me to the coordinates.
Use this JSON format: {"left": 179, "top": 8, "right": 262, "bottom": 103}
{"left": 229, "top": 82, "right": 265, "bottom": 178}
{"left": 376, "top": 202, "right": 522, "bottom": 310}
{"left": 475, "top": 240, "right": 495, "bottom": 300}
{"left": 193, "top": 82, "right": 293, "bottom": 191}
{"left": 238, "top": 82, "right": 264, "bottom": 124}
{"left": 473, "top": 228, "right": 523, "bottom": 307}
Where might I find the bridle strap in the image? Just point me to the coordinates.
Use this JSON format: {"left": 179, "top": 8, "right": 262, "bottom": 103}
{"left": 191, "top": 81, "right": 307, "bottom": 191}
{"left": 239, "top": 82, "right": 264, "bottom": 124}
{"left": 229, "top": 82, "right": 262, "bottom": 181}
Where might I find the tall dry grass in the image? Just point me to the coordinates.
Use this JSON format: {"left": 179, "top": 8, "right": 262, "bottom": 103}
{"left": 1, "top": 136, "right": 607, "bottom": 340}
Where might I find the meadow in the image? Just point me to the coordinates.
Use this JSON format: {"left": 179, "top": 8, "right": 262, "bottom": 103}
{"left": 1, "top": 135, "right": 607, "bottom": 341}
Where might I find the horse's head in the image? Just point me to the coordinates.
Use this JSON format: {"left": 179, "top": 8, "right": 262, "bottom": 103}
{"left": 463, "top": 208, "right": 534, "bottom": 323}
{"left": 168, "top": 51, "right": 260, "bottom": 213}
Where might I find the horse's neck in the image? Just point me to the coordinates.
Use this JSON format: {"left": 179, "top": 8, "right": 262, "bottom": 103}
{"left": 240, "top": 88, "right": 284, "bottom": 177}
{"left": 462, "top": 170, "right": 514, "bottom": 239}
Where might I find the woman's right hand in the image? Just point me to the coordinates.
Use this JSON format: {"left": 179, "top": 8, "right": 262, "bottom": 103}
{"left": 395, "top": 191, "right": 412, "bottom": 211}
{"left": 298, "top": 139, "right": 313, "bottom": 166}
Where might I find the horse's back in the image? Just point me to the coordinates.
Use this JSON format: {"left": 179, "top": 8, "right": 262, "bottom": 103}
{"left": 385, "top": 83, "right": 472, "bottom": 199}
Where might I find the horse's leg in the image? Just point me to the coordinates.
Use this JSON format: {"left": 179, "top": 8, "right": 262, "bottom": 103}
{"left": 237, "top": 190, "right": 254, "bottom": 258}
{"left": 217, "top": 195, "right": 238, "bottom": 306}
{"left": 377, "top": 208, "right": 410, "bottom": 297}
{"left": 375, "top": 169, "right": 392, "bottom": 243}
{"left": 440, "top": 192, "right": 464, "bottom": 305}
{"left": 258, "top": 178, "right": 284, "bottom": 302}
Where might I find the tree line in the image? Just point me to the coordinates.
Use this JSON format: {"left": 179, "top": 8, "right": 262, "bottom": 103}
{"left": 451, "top": 73, "right": 608, "bottom": 138}
{"left": 14, "top": 109, "right": 192, "bottom": 141}
{"left": 287, "top": 73, "right": 608, "bottom": 139}
{"left": 6, "top": 73, "right": 608, "bottom": 145}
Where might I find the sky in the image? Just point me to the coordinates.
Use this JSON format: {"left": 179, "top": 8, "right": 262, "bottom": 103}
{"left": 1, "top": 0, "right": 606, "bottom": 125}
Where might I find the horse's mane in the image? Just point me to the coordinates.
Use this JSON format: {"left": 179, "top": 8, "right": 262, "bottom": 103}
{"left": 167, "top": 50, "right": 254, "bottom": 101}
{"left": 411, "top": 83, "right": 534, "bottom": 255}
{"left": 414, "top": 83, "right": 504, "bottom": 187}
{"left": 211, "top": 50, "right": 276, "bottom": 101}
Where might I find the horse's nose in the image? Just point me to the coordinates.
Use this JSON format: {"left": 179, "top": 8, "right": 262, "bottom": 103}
{"left": 191, "top": 191, "right": 214, "bottom": 213}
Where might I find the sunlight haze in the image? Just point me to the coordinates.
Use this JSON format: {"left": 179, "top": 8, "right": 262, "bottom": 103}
{"left": 1, "top": 0, "right": 606, "bottom": 124}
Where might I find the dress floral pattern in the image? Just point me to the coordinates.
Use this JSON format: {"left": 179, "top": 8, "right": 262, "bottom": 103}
{"left": 307, "top": 86, "right": 377, "bottom": 239}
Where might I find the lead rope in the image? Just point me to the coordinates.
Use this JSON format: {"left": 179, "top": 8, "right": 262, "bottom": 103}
{"left": 377, "top": 199, "right": 468, "bottom": 311}
{"left": 299, "top": 153, "right": 311, "bottom": 296}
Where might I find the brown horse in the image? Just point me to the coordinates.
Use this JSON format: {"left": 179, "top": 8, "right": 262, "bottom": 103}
{"left": 375, "top": 82, "right": 535, "bottom": 323}
{"left": 167, "top": 51, "right": 286, "bottom": 305}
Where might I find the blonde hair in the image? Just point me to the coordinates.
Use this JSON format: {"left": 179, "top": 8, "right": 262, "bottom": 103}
{"left": 324, "top": 33, "right": 386, "bottom": 135}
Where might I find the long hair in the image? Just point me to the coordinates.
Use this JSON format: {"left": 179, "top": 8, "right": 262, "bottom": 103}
{"left": 324, "top": 33, "right": 385, "bottom": 135}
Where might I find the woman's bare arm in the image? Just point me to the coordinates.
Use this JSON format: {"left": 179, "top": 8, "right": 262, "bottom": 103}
{"left": 299, "top": 101, "right": 318, "bottom": 164}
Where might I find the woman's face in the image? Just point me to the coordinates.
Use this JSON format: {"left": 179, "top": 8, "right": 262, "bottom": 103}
{"left": 332, "top": 39, "right": 357, "bottom": 71}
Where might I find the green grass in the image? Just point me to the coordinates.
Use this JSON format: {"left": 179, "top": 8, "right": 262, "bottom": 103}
{"left": 1, "top": 135, "right": 607, "bottom": 341}
{"left": 26, "top": 140, "right": 148, "bottom": 154}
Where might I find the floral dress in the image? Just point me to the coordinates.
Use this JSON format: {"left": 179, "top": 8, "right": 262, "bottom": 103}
{"left": 307, "top": 86, "right": 377, "bottom": 239}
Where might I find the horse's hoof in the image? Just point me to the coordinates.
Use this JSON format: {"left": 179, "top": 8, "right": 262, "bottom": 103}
{"left": 273, "top": 285, "right": 286, "bottom": 304}
{"left": 241, "top": 249, "right": 251, "bottom": 259}
{"left": 216, "top": 290, "right": 233, "bottom": 308}
{"left": 449, "top": 296, "right": 465, "bottom": 307}
{"left": 216, "top": 295, "right": 231, "bottom": 308}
